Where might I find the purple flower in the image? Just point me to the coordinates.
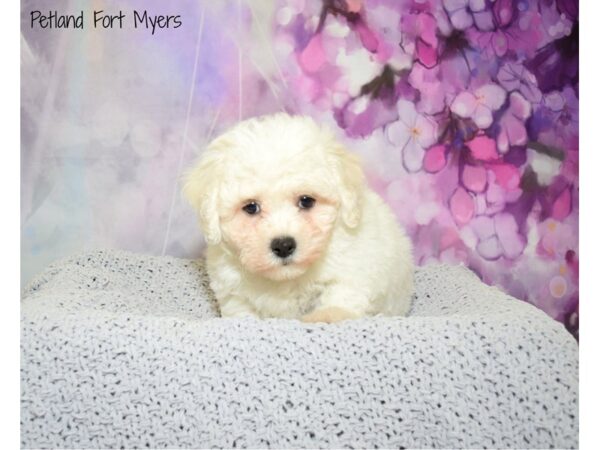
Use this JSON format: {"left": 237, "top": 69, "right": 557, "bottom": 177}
{"left": 556, "top": 0, "right": 578, "bottom": 22}
{"left": 524, "top": 22, "right": 578, "bottom": 93}
{"left": 408, "top": 64, "right": 447, "bottom": 115}
{"left": 467, "top": 6, "right": 546, "bottom": 58}
{"left": 534, "top": 86, "right": 579, "bottom": 149}
{"left": 336, "top": 95, "right": 399, "bottom": 138}
{"left": 543, "top": 86, "right": 579, "bottom": 128}
{"left": 385, "top": 99, "right": 439, "bottom": 172}
{"left": 471, "top": 212, "right": 526, "bottom": 260}
{"left": 497, "top": 92, "right": 532, "bottom": 153}
{"left": 443, "top": 0, "right": 488, "bottom": 30}
{"left": 402, "top": 12, "right": 440, "bottom": 68}
{"left": 492, "top": 0, "right": 518, "bottom": 28}
{"left": 497, "top": 61, "right": 542, "bottom": 104}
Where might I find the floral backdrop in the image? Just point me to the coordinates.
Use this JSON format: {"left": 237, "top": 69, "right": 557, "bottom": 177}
{"left": 21, "top": 0, "right": 578, "bottom": 337}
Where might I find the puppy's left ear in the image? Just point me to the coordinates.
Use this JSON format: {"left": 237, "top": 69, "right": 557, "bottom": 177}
{"left": 182, "top": 149, "right": 224, "bottom": 245}
{"left": 329, "top": 143, "right": 366, "bottom": 229}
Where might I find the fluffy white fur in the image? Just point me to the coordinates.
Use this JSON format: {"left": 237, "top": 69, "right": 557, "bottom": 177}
{"left": 183, "top": 114, "right": 414, "bottom": 323}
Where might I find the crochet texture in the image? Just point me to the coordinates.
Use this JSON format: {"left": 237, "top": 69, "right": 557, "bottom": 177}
{"left": 21, "top": 249, "right": 578, "bottom": 449}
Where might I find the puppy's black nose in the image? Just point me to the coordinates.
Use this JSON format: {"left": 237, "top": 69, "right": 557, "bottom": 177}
{"left": 271, "top": 236, "right": 296, "bottom": 259}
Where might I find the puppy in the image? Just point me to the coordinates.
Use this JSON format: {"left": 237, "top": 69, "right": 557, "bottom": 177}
{"left": 183, "top": 114, "right": 414, "bottom": 323}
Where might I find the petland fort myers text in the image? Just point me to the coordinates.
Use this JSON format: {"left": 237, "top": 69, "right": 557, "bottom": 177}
{"left": 29, "top": 10, "right": 182, "bottom": 35}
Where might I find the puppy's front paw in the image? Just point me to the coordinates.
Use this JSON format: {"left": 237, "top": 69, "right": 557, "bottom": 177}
{"left": 301, "top": 306, "right": 359, "bottom": 324}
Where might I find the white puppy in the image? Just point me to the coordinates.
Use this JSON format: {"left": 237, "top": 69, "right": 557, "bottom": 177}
{"left": 183, "top": 114, "right": 414, "bottom": 323}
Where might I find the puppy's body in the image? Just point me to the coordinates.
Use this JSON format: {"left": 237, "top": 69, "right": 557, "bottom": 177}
{"left": 184, "top": 114, "right": 414, "bottom": 322}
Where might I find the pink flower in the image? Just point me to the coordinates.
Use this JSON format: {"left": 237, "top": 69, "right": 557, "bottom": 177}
{"left": 298, "top": 34, "right": 327, "bottom": 73}
{"left": 423, "top": 144, "right": 447, "bottom": 173}
{"left": 552, "top": 188, "right": 572, "bottom": 220}
{"left": 466, "top": 135, "right": 499, "bottom": 161}
{"left": 450, "top": 84, "right": 507, "bottom": 129}
{"left": 402, "top": 13, "right": 439, "bottom": 68}
{"left": 497, "top": 92, "right": 532, "bottom": 153}
{"left": 408, "top": 64, "right": 447, "bottom": 115}
{"left": 346, "top": 0, "right": 362, "bottom": 13}
{"left": 487, "top": 163, "right": 521, "bottom": 191}
{"left": 385, "top": 100, "right": 438, "bottom": 172}
{"left": 449, "top": 186, "right": 475, "bottom": 225}
{"left": 462, "top": 164, "right": 487, "bottom": 193}
{"left": 354, "top": 17, "right": 379, "bottom": 53}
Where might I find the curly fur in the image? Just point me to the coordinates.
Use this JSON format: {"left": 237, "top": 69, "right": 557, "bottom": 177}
{"left": 183, "top": 114, "right": 414, "bottom": 322}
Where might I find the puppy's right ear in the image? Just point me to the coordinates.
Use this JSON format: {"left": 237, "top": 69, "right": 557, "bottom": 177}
{"left": 329, "top": 143, "right": 366, "bottom": 229}
{"left": 182, "top": 149, "right": 224, "bottom": 245}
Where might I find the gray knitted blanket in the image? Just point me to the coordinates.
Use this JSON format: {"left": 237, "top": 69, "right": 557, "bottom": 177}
{"left": 21, "top": 250, "right": 578, "bottom": 449}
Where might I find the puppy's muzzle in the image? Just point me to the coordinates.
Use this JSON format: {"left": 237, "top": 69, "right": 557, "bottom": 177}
{"left": 270, "top": 236, "right": 296, "bottom": 259}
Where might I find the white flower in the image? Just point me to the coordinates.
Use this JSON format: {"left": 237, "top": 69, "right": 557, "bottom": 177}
{"left": 451, "top": 84, "right": 507, "bottom": 129}
{"left": 335, "top": 48, "right": 382, "bottom": 97}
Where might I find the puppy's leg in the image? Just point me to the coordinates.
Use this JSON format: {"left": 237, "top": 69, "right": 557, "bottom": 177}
{"left": 301, "top": 306, "right": 359, "bottom": 323}
{"left": 301, "top": 285, "right": 368, "bottom": 323}
{"left": 219, "top": 296, "right": 259, "bottom": 318}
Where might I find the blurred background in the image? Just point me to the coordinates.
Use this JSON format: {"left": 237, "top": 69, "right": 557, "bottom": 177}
{"left": 21, "top": 0, "right": 578, "bottom": 337}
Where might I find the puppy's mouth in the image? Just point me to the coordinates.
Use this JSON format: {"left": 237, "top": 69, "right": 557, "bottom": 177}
{"left": 280, "top": 257, "right": 293, "bottom": 266}
{"left": 264, "top": 257, "right": 308, "bottom": 281}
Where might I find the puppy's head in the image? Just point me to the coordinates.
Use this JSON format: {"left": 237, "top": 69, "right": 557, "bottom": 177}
{"left": 183, "top": 114, "right": 365, "bottom": 281}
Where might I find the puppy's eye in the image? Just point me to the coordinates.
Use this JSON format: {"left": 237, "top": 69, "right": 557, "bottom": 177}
{"left": 242, "top": 201, "right": 260, "bottom": 215}
{"left": 298, "top": 195, "right": 316, "bottom": 209}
